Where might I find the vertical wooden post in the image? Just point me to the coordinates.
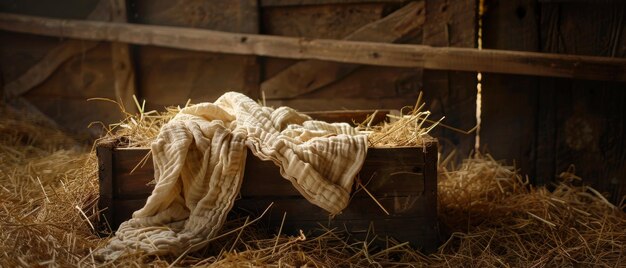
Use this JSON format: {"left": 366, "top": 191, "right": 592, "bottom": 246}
{"left": 96, "top": 142, "right": 114, "bottom": 234}
{"left": 110, "top": 0, "right": 138, "bottom": 114}
{"left": 240, "top": 0, "right": 261, "bottom": 101}
{"left": 422, "top": 0, "right": 477, "bottom": 160}
{"left": 481, "top": 0, "right": 540, "bottom": 181}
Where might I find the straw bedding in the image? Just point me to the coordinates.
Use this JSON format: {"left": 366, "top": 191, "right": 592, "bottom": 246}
{"left": 0, "top": 100, "right": 624, "bottom": 267}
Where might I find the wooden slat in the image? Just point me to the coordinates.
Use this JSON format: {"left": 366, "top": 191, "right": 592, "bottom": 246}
{"left": 241, "top": 147, "right": 427, "bottom": 197}
{"left": 111, "top": 147, "right": 153, "bottom": 198}
{"left": 111, "top": 198, "right": 440, "bottom": 251}
{"left": 258, "top": 218, "right": 439, "bottom": 252}
{"left": 110, "top": 146, "right": 428, "bottom": 198}
{"left": 234, "top": 196, "right": 429, "bottom": 220}
{"left": 132, "top": 0, "right": 260, "bottom": 108}
{"left": 535, "top": 3, "right": 626, "bottom": 205}
{"left": 261, "top": 1, "right": 425, "bottom": 99}
{"left": 481, "top": 0, "right": 539, "bottom": 179}
{"left": 3, "top": 40, "right": 99, "bottom": 98}
{"left": 2, "top": 0, "right": 111, "bottom": 98}
{"left": 1, "top": 12, "right": 626, "bottom": 81}
{"left": 421, "top": 0, "right": 477, "bottom": 163}
{"left": 109, "top": 0, "right": 137, "bottom": 113}
{"left": 96, "top": 143, "right": 114, "bottom": 230}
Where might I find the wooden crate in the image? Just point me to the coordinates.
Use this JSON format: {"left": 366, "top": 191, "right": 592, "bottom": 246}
{"left": 97, "top": 111, "right": 440, "bottom": 251}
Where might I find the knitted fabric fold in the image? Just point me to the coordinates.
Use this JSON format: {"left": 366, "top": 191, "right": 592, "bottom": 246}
{"left": 96, "top": 92, "right": 367, "bottom": 259}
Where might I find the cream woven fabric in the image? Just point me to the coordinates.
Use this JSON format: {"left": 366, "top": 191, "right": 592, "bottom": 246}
{"left": 96, "top": 92, "right": 367, "bottom": 259}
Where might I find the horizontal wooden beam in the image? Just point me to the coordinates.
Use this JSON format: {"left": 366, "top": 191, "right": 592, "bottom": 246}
{"left": 1, "top": 12, "right": 625, "bottom": 82}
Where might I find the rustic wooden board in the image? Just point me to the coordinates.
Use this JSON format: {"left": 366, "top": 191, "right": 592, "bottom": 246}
{"left": 260, "top": 1, "right": 422, "bottom": 109}
{"left": 131, "top": 0, "right": 259, "bottom": 110}
{"left": 25, "top": 96, "right": 123, "bottom": 137}
{"left": 107, "top": 146, "right": 428, "bottom": 198}
{"left": 261, "top": 1, "right": 424, "bottom": 99}
{"left": 97, "top": 140, "right": 439, "bottom": 250}
{"left": 97, "top": 142, "right": 114, "bottom": 228}
{"left": 0, "top": 32, "right": 60, "bottom": 83}
{"left": 3, "top": 10, "right": 625, "bottom": 80}
{"left": 18, "top": 42, "right": 124, "bottom": 137}
{"left": 0, "top": 0, "right": 99, "bottom": 20}
{"left": 136, "top": 47, "right": 259, "bottom": 110}
{"left": 0, "top": 1, "right": 123, "bottom": 137}
{"left": 260, "top": 2, "right": 386, "bottom": 97}
{"left": 422, "top": 0, "right": 477, "bottom": 161}
{"left": 481, "top": 0, "right": 539, "bottom": 179}
{"left": 2, "top": 0, "right": 111, "bottom": 98}
{"left": 536, "top": 2, "right": 626, "bottom": 204}
{"left": 110, "top": 0, "right": 137, "bottom": 113}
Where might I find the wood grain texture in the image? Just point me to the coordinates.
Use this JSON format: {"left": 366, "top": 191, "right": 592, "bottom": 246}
{"left": 131, "top": 0, "right": 259, "bottom": 109}
{"left": 260, "top": 2, "right": 385, "bottom": 86}
{"left": 3, "top": 40, "right": 100, "bottom": 98}
{"left": 260, "top": 2, "right": 420, "bottom": 112}
{"left": 422, "top": 0, "right": 477, "bottom": 162}
{"left": 2, "top": 0, "right": 110, "bottom": 98}
{"left": 261, "top": 1, "right": 425, "bottom": 99}
{"left": 1, "top": 12, "right": 626, "bottom": 80}
{"left": 97, "top": 144, "right": 114, "bottom": 232}
{"left": 537, "top": 2, "right": 626, "bottom": 204}
{"left": 109, "top": 0, "right": 137, "bottom": 113}
{"left": 1, "top": 0, "right": 126, "bottom": 138}
{"left": 481, "top": 0, "right": 539, "bottom": 179}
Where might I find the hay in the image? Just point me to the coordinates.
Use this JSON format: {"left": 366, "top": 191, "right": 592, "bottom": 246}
{"left": 0, "top": 100, "right": 624, "bottom": 267}
{"left": 435, "top": 154, "right": 626, "bottom": 267}
{"left": 90, "top": 96, "right": 185, "bottom": 148}
{"left": 0, "top": 105, "right": 103, "bottom": 267}
{"left": 365, "top": 92, "right": 441, "bottom": 147}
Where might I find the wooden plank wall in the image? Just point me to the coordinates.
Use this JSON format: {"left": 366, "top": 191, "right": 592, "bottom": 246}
{"left": 422, "top": 0, "right": 477, "bottom": 160}
{"left": 129, "top": 0, "right": 259, "bottom": 110}
{"left": 482, "top": 0, "right": 626, "bottom": 204}
{"left": 482, "top": 0, "right": 539, "bottom": 180}
{"left": 0, "top": 0, "right": 123, "bottom": 137}
{"left": 262, "top": 1, "right": 422, "bottom": 110}
{"left": 538, "top": 2, "right": 626, "bottom": 203}
{"left": 1, "top": 0, "right": 625, "bottom": 204}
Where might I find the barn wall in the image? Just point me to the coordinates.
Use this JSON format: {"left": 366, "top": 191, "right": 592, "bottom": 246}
{"left": 0, "top": 0, "right": 121, "bottom": 137}
{"left": 537, "top": 2, "right": 626, "bottom": 202}
{"left": 129, "top": 0, "right": 259, "bottom": 110}
{"left": 261, "top": 1, "right": 423, "bottom": 111}
{"left": 482, "top": 0, "right": 626, "bottom": 204}
{"left": 1, "top": 0, "right": 625, "bottom": 203}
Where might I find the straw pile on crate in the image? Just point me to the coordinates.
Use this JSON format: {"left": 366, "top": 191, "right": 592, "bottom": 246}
{"left": 0, "top": 100, "right": 624, "bottom": 267}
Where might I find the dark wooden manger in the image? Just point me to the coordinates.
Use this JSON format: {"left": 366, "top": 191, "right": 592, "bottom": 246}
{"left": 97, "top": 111, "right": 440, "bottom": 252}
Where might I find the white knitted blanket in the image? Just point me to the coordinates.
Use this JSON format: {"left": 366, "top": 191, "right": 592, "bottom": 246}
{"left": 96, "top": 92, "right": 368, "bottom": 259}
